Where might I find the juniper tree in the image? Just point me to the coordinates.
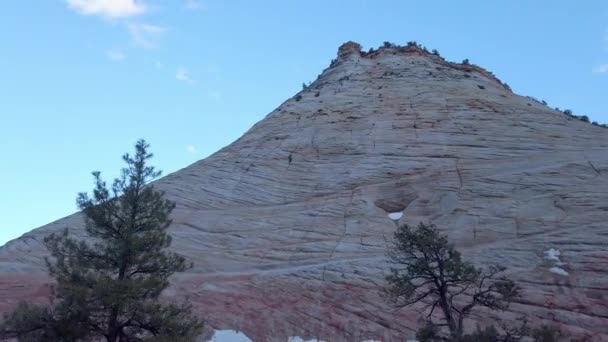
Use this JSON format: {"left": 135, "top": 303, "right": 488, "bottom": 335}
{"left": 384, "top": 223, "right": 520, "bottom": 341}
{"left": 1, "top": 140, "right": 203, "bottom": 342}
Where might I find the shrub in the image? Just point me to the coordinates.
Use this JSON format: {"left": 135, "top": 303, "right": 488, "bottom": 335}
{"left": 532, "top": 325, "right": 562, "bottom": 342}
{"left": 415, "top": 321, "right": 440, "bottom": 342}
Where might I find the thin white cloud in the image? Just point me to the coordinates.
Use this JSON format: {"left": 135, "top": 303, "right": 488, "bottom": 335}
{"left": 66, "top": 0, "right": 145, "bottom": 18}
{"left": 593, "top": 64, "right": 608, "bottom": 74}
{"left": 185, "top": 0, "right": 206, "bottom": 10}
{"left": 128, "top": 23, "right": 165, "bottom": 48}
{"left": 106, "top": 48, "right": 126, "bottom": 61}
{"left": 176, "top": 67, "right": 195, "bottom": 83}
{"left": 186, "top": 144, "right": 197, "bottom": 153}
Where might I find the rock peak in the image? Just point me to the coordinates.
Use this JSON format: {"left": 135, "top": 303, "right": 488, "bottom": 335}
{"left": 336, "top": 41, "right": 363, "bottom": 59}
{"left": 333, "top": 40, "right": 512, "bottom": 92}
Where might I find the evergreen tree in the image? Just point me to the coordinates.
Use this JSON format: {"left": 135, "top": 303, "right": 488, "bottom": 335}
{"left": 384, "top": 222, "right": 519, "bottom": 341}
{"left": 1, "top": 140, "right": 203, "bottom": 341}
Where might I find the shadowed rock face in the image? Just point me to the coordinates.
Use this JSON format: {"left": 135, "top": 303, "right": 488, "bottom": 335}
{"left": 1, "top": 42, "right": 608, "bottom": 341}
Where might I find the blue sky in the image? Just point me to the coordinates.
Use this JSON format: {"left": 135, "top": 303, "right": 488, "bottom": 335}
{"left": 1, "top": 0, "right": 607, "bottom": 245}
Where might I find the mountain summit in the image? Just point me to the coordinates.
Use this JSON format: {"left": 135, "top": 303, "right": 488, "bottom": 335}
{"left": 2, "top": 42, "right": 607, "bottom": 341}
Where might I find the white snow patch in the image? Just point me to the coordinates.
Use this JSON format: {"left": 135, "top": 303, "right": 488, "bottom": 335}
{"left": 288, "top": 337, "right": 327, "bottom": 342}
{"left": 209, "top": 330, "right": 252, "bottom": 342}
{"left": 544, "top": 248, "right": 565, "bottom": 265}
{"left": 549, "top": 267, "right": 569, "bottom": 276}
{"left": 388, "top": 212, "right": 403, "bottom": 220}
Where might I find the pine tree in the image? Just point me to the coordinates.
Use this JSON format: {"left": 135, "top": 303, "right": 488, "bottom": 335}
{"left": 384, "top": 223, "right": 519, "bottom": 341}
{"left": 1, "top": 140, "right": 203, "bottom": 341}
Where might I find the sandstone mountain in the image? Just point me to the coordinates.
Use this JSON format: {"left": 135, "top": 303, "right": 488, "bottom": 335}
{"left": 1, "top": 42, "right": 607, "bottom": 341}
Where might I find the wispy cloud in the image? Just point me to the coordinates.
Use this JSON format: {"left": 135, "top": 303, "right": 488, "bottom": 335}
{"left": 593, "top": 64, "right": 608, "bottom": 74}
{"left": 186, "top": 144, "right": 198, "bottom": 153}
{"left": 176, "top": 67, "right": 195, "bottom": 83}
{"left": 66, "top": 0, "right": 145, "bottom": 18}
{"left": 185, "top": 0, "right": 206, "bottom": 10}
{"left": 128, "top": 23, "right": 166, "bottom": 48}
{"left": 106, "top": 48, "right": 126, "bottom": 61}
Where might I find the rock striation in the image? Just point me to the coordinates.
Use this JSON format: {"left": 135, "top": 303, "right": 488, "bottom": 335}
{"left": 1, "top": 42, "right": 607, "bottom": 341}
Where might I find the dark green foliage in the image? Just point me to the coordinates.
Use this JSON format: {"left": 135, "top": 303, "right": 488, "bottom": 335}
{"left": 0, "top": 301, "right": 88, "bottom": 342}
{"left": 462, "top": 59, "right": 470, "bottom": 65}
{"left": 1, "top": 140, "right": 203, "bottom": 342}
{"left": 461, "top": 325, "right": 501, "bottom": 342}
{"left": 415, "top": 319, "right": 566, "bottom": 342}
{"left": 295, "top": 94, "right": 302, "bottom": 101}
{"left": 563, "top": 109, "right": 573, "bottom": 115}
{"left": 460, "top": 320, "right": 534, "bottom": 342}
{"left": 531, "top": 325, "right": 561, "bottom": 342}
{"left": 579, "top": 115, "right": 590, "bottom": 123}
{"left": 416, "top": 321, "right": 441, "bottom": 342}
{"left": 302, "top": 82, "right": 307, "bottom": 90}
{"left": 541, "top": 100, "right": 547, "bottom": 105}
{"left": 431, "top": 49, "right": 440, "bottom": 56}
{"left": 384, "top": 223, "right": 520, "bottom": 341}
{"left": 383, "top": 41, "right": 396, "bottom": 48}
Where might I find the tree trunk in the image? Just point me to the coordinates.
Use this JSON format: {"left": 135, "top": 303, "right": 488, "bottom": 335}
{"left": 439, "top": 290, "right": 459, "bottom": 340}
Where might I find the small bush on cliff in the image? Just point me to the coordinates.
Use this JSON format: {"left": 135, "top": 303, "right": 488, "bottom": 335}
{"left": 383, "top": 222, "right": 520, "bottom": 341}
{"left": 416, "top": 321, "right": 565, "bottom": 342}
{"left": 531, "top": 325, "right": 562, "bottom": 342}
{"left": 0, "top": 140, "right": 203, "bottom": 342}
